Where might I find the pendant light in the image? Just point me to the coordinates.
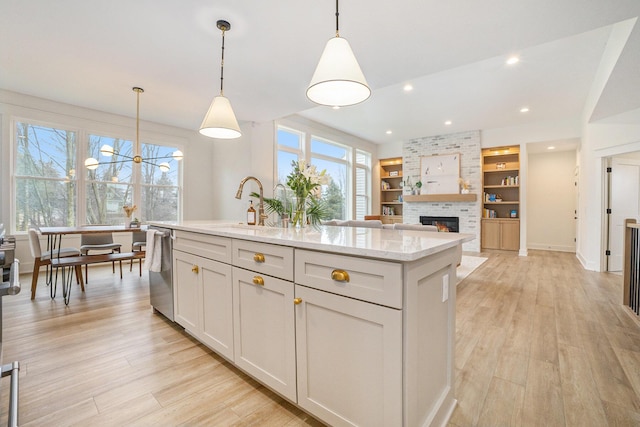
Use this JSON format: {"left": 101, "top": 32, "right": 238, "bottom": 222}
{"left": 199, "top": 20, "right": 242, "bottom": 139}
{"left": 306, "top": 0, "right": 370, "bottom": 107}
{"left": 84, "top": 87, "right": 183, "bottom": 171}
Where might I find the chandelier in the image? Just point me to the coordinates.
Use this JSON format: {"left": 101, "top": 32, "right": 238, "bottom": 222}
{"left": 84, "top": 87, "right": 184, "bottom": 172}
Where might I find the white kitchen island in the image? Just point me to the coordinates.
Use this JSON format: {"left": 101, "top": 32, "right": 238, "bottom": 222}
{"left": 148, "top": 221, "right": 473, "bottom": 427}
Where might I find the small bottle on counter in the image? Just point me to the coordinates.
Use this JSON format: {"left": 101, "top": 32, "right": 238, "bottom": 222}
{"left": 247, "top": 201, "right": 256, "bottom": 225}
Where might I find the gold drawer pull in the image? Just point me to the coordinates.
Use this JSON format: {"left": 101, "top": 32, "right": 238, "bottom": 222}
{"left": 293, "top": 298, "right": 303, "bottom": 305}
{"left": 191, "top": 265, "right": 199, "bottom": 274}
{"left": 254, "top": 253, "right": 265, "bottom": 263}
{"left": 331, "top": 269, "right": 350, "bottom": 283}
{"left": 252, "top": 276, "right": 265, "bottom": 286}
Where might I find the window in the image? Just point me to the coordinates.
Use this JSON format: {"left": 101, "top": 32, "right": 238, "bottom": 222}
{"left": 13, "top": 120, "right": 181, "bottom": 231}
{"left": 311, "top": 136, "right": 349, "bottom": 220}
{"left": 276, "top": 123, "right": 372, "bottom": 221}
{"left": 15, "top": 122, "right": 77, "bottom": 230}
{"left": 355, "top": 150, "right": 371, "bottom": 220}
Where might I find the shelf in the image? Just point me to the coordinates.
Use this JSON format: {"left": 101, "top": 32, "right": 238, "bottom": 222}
{"left": 483, "top": 167, "right": 519, "bottom": 173}
{"left": 481, "top": 217, "right": 520, "bottom": 221}
{"left": 382, "top": 201, "right": 403, "bottom": 205}
{"left": 382, "top": 188, "right": 402, "bottom": 192}
{"left": 484, "top": 185, "right": 519, "bottom": 189}
{"left": 382, "top": 174, "right": 403, "bottom": 179}
{"left": 484, "top": 201, "right": 519, "bottom": 205}
{"left": 404, "top": 193, "right": 477, "bottom": 202}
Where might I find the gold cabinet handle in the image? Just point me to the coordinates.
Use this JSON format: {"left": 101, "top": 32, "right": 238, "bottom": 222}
{"left": 191, "top": 265, "right": 199, "bottom": 274}
{"left": 252, "top": 276, "right": 265, "bottom": 286}
{"left": 253, "top": 253, "right": 265, "bottom": 263}
{"left": 293, "top": 298, "right": 303, "bottom": 305}
{"left": 331, "top": 269, "right": 350, "bottom": 282}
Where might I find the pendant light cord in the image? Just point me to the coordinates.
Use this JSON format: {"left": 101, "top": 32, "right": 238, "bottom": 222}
{"left": 220, "top": 27, "right": 226, "bottom": 96}
{"left": 335, "top": 0, "right": 340, "bottom": 37}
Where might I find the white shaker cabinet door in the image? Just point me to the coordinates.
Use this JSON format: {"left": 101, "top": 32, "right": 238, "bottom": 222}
{"left": 295, "top": 284, "right": 403, "bottom": 427}
{"left": 232, "top": 266, "right": 296, "bottom": 401}
{"left": 173, "top": 250, "right": 201, "bottom": 334}
{"left": 200, "top": 258, "right": 234, "bottom": 361}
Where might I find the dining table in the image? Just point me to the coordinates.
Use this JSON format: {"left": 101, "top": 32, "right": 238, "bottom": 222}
{"left": 38, "top": 225, "right": 145, "bottom": 303}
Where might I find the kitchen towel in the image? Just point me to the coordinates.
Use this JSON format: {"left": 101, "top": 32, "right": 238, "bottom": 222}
{"left": 143, "top": 229, "right": 162, "bottom": 272}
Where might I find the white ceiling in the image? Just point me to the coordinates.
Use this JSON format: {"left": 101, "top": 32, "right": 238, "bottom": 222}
{"left": 1, "top": 0, "right": 639, "bottom": 144}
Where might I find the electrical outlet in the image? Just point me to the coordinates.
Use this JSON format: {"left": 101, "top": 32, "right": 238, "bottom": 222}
{"left": 442, "top": 274, "right": 449, "bottom": 302}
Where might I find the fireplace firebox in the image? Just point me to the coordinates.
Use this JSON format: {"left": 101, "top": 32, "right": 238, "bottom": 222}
{"left": 420, "top": 216, "right": 459, "bottom": 233}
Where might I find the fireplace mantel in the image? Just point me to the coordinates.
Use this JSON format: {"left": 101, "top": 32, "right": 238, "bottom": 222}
{"left": 404, "top": 193, "right": 477, "bottom": 202}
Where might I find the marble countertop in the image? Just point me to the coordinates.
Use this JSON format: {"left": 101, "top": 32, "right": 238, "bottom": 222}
{"left": 148, "top": 220, "right": 474, "bottom": 262}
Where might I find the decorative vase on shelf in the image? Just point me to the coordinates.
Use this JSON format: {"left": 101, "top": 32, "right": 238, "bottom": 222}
{"left": 292, "top": 195, "right": 308, "bottom": 229}
{"left": 124, "top": 217, "right": 131, "bottom": 228}
{"left": 461, "top": 188, "right": 470, "bottom": 194}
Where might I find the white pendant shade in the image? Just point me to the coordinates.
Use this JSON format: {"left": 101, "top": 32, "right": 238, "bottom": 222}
{"left": 306, "top": 36, "right": 371, "bottom": 107}
{"left": 199, "top": 95, "right": 242, "bottom": 139}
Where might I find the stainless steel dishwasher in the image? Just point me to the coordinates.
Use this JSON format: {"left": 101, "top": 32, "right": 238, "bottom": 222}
{"left": 149, "top": 226, "right": 174, "bottom": 321}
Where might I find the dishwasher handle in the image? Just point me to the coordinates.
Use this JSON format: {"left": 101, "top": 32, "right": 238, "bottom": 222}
{"left": 0, "top": 259, "right": 20, "bottom": 297}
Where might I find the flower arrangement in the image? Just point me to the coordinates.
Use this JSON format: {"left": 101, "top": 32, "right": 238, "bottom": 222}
{"left": 286, "top": 160, "right": 330, "bottom": 227}
{"left": 458, "top": 178, "right": 471, "bottom": 193}
{"left": 123, "top": 205, "right": 137, "bottom": 218}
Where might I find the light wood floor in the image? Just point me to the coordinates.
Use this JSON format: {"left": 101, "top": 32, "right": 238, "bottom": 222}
{"left": 1, "top": 251, "right": 639, "bottom": 426}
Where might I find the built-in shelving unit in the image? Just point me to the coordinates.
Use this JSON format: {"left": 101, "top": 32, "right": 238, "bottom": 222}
{"left": 481, "top": 146, "right": 520, "bottom": 251}
{"left": 379, "top": 157, "right": 403, "bottom": 224}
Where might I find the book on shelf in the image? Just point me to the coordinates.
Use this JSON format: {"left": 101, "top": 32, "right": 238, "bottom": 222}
{"left": 500, "top": 176, "right": 519, "bottom": 186}
{"left": 381, "top": 180, "right": 391, "bottom": 190}
{"left": 482, "top": 208, "right": 497, "bottom": 218}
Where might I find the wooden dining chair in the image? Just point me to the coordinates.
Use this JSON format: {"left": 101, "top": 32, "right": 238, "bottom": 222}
{"left": 129, "top": 230, "right": 146, "bottom": 276}
{"left": 80, "top": 232, "right": 122, "bottom": 283}
{"left": 28, "top": 228, "right": 84, "bottom": 300}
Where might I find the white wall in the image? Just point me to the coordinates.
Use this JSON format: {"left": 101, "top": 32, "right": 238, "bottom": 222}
{"left": 527, "top": 150, "right": 577, "bottom": 252}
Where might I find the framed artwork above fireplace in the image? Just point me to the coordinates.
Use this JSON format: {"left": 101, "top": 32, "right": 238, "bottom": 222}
{"left": 420, "top": 153, "right": 460, "bottom": 194}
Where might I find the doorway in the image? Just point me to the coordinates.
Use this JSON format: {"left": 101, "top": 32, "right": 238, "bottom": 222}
{"left": 607, "top": 156, "right": 640, "bottom": 272}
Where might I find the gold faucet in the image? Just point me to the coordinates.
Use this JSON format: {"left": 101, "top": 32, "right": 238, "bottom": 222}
{"left": 235, "top": 176, "right": 268, "bottom": 226}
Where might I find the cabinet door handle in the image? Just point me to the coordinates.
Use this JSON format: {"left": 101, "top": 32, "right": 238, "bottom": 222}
{"left": 191, "top": 265, "right": 199, "bottom": 274}
{"left": 253, "top": 253, "right": 265, "bottom": 263}
{"left": 252, "top": 276, "right": 265, "bottom": 286}
{"left": 331, "top": 269, "right": 350, "bottom": 283}
{"left": 293, "top": 298, "right": 303, "bottom": 305}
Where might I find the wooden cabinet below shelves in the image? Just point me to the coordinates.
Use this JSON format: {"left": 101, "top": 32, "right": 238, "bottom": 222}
{"left": 482, "top": 219, "right": 520, "bottom": 251}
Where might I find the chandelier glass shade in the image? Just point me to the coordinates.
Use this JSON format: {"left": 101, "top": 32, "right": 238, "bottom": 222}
{"left": 84, "top": 87, "right": 183, "bottom": 172}
{"left": 306, "top": 0, "right": 370, "bottom": 107}
{"left": 199, "top": 20, "right": 242, "bottom": 139}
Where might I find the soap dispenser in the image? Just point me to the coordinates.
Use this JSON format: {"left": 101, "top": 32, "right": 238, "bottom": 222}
{"left": 247, "top": 200, "right": 256, "bottom": 225}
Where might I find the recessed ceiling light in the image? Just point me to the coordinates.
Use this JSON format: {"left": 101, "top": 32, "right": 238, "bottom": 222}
{"left": 403, "top": 84, "right": 413, "bottom": 92}
{"left": 444, "top": 120, "right": 452, "bottom": 126}
{"left": 506, "top": 56, "right": 520, "bottom": 65}
{"left": 520, "top": 107, "right": 529, "bottom": 113}
{"left": 386, "top": 130, "right": 392, "bottom": 135}
{"left": 332, "top": 105, "right": 340, "bottom": 110}
{"left": 547, "top": 146, "right": 556, "bottom": 150}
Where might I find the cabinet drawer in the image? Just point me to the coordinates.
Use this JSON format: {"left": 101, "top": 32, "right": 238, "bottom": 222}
{"left": 295, "top": 249, "right": 402, "bottom": 309}
{"left": 232, "top": 240, "right": 294, "bottom": 281}
{"left": 173, "top": 231, "right": 232, "bottom": 263}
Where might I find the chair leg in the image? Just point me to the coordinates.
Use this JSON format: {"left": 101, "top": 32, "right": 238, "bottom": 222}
{"left": 75, "top": 265, "right": 85, "bottom": 292}
{"left": 119, "top": 260, "right": 123, "bottom": 279}
{"left": 31, "top": 259, "right": 42, "bottom": 300}
{"left": 85, "top": 263, "right": 89, "bottom": 284}
{"left": 139, "top": 257, "right": 142, "bottom": 276}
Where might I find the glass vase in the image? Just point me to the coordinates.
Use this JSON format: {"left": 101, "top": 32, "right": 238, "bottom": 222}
{"left": 292, "top": 195, "right": 308, "bottom": 228}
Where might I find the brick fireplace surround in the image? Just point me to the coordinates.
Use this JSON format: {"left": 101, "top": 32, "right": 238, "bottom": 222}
{"left": 403, "top": 130, "right": 481, "bottom": 252}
